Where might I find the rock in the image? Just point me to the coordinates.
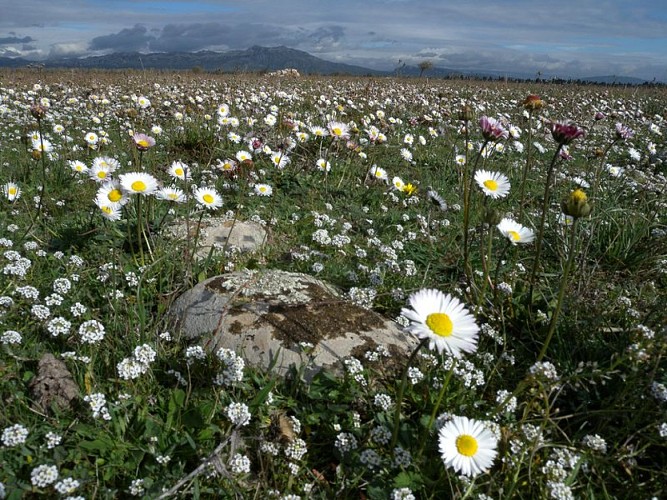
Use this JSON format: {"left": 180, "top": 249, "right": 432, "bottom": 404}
{"left": 169, "top": 269, "right": 417, "bottom": 380}
{"left": 29, "top": 353, "right": 80, "bottom": 413}
{"left": 166, "top": 218, "right": 267, "bottom": 260}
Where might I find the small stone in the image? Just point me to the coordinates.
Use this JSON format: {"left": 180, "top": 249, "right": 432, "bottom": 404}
{"left": 29, "top": 353, "right": 80, "bottom": 413}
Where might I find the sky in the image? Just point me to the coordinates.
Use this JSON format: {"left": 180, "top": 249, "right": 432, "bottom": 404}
{"left": 1, "top": 0, "right": 666, "bottom": 81}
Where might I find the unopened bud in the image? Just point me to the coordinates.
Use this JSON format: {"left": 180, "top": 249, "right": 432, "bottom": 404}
{"left": 562, "top": 189, "right": 592, "bottom": 218}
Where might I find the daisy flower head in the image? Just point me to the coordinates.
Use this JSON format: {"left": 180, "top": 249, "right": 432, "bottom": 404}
{"left": 392, "top": 176, "right": 405, "bottom": 191}
{"left": 235, "top": 150, "right": 252, "bottom": 163}
{"left": 550, "top": 121, "right": 585, "bottom": 145}
{"left": 119, "top": 172, "right": 159, "bottom": 196}
{"left": 455, "top": 154, "right": 466, "bottom": 167}
{"left": 368, "top": 165, "right": 388, "bottom": 182}
{"left": 97, "top": 181, "right": 129, "bottom": 207}
{"left": 316, "top": 158, "right": 331, "bottom": 172}
{"left": 84, "top": 131, "right": 99, "bottom": 147}
{"left": 400, "top": 289, "right": 479, "bottom": 357}
{"left": 132, "top": 133, "right": 155, "bottom": 151}
{"left": 68, "top": 160, "right": 88, "bottom": 174}
{"left": 270, "top": 151, "right": 290, "bottom": 169}
{"left": 32, "top": 137, "right": 53, "bottom": 153}
{"left": 3, "top": 182, "right": 21, "bottom": 202}
{"left": 136, "top": 96, "right": 151, "bottom": 109}
{"left": 156, "top": 186, "right": 186, "bottom": 203}
{"left": 474, "top": 170, "right": 510, "bottom": 199}
{"left": 497, "top": 218, "right": 535, "bottom": 245}
{"left": 217, "top": 158, "right": 237, "bottom": 173}
{"left": 254, "top": 184, "right": 273, "bottom": 196}
{"left": 438, "top": 416, "right": 498, "bottom": 477}
{"left": 310, "top": 125, "right": 329, "bottom": 138}
{"left": 194, "top": 186, "right": 223, "bottom": 210}
{"left": 168, "top": 161, "right": 191, "bottom": 180}
{"left": 328, "top": 121, "right": 350, "bottom": 140}
{"left": 95, "top": 196, "right": 122, "bottom": 221}
{"left": 479, "top": 116, "right": 509, "bottom": 141}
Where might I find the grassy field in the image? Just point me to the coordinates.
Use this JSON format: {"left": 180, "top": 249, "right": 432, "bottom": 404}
{"left": 0, "top": 68, "right": 665, "bottom": 499}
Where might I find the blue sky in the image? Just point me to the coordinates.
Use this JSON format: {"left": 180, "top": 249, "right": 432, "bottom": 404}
{"left": 0, "top": 0, "right": 666, "bottom": 80}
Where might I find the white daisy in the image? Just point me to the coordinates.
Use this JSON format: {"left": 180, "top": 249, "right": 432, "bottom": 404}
{"left": 400, "top": 289, "right": 479, "bottom": 357}
{"left": 438, "top": 416, "right": 498, "bottom": 477}
{"left": 156, "top": 186, "right": 186, "bottom": 203}
{"left": 168, "top": 161, "right": 190, "bottom": 180}
{"left": 254, "top": 184, "right": 273, "bottom": 196}
{"left": 475, "top": 170, "right": 510, "bottom": 199}
{"left": 119, "top": 172, "right": 158, "bottom": 196}
{"left": 194, "top": 186, "right": 222, "bottom": 210}
{"left": 497, "top": 218, "right": 535, "bottom": 245}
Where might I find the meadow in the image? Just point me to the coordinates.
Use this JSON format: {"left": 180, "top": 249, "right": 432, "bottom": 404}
{"left": 0, "top": 68, "right": 665, "bottom": 499}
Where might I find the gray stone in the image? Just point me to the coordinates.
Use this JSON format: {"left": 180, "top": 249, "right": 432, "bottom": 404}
{"left": 166, "top": 218, "right": 267, "bottom": 260}
{"left": 168, "top": 269, "right": 418, "bottom": 380}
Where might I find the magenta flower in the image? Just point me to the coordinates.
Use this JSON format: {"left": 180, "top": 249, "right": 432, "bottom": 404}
{"left": 594, "top": 111, "right": 606, "bottom": 121}
{"left": 550, "top": 121, "right": 585, "bottom": 145}
{"left": 615, "top": 122, "right": 634, "bottom": 140}
{"left": 133, "top": 133, "right": 156, "bottom": 151}
{"left": 479, "top": 116, "right": 509, "bottom": 142}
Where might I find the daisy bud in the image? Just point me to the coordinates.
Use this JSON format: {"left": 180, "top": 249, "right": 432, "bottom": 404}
{"left": 30, "top": 104, "right": 48, "bottom": 120}
{"left": 458, "top": 105, "right": 474, "bottom": 122}
{"left": 484, "top": 207, "right": 502, "bottom": 226}
{"left": 523, "top": 94, "right": 544, "bottom": 111}
{"left": 561, "top": 189, "right": 592, "bottom": 219}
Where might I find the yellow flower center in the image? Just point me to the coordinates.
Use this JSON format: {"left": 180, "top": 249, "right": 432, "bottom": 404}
{"left": 131, "top": 180, "right": 146, "bottom": 192}
{"left": 175, "top": 168, "right": 184, "bottom": 177}
{"left": 375, "top": 170, "right": 383, "bottom": 178}
{"left": 571, "top": 189, "right": 587, "bottom": 203}
{"left": 332, "top": 127, "right": 342, "bottom": 136}
{"left": 425, "top": 312, "right": 454, "bottom": 337}
{"left": 168, "top": 193, "right": 178, "bottom": 200}
{"left": 202, "top": 194, "right": 214, "bottom": 204}
{"left": 456, "top": 434, "right": 479, "bottom": 457}
{"left": 508, "top": 230, "right": 521, "bottom": 241}
{"left": 8, "top": 187, "right": 16, "bottom": 195}
{"left": 259, "top": 187, "right": 267, "bottom": 192}
{"left": 137, "top": 139, "right": 149, "bottom": 148}
{"left": 483, "top": 179, "right": 498, "bottom": 191}
{"left": 108, "top": 189, "right": 122, "bottom": 202}
{"left": 97, "top": 171, "right": 107, "bottom": 179}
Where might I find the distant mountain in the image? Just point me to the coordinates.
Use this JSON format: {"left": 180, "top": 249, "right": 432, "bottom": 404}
{"left": 0, "top": 46, "right": 654, "bottom": 84}
{"left": 0, "top": 46, "right": 384, "bottom": 76}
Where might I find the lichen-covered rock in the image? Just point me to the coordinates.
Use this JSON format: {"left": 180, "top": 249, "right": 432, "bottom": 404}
{"left": 169, "top": 269, "right": 417, "bottom": 379}
{"left": 29, "top": 353, "right": 80, "bottom": 413}
{"left": 166, "top": 218, "right": 267, "bottom": 260}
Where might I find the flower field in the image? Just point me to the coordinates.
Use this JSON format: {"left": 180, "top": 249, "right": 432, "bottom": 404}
{"left": 0, "top": 69, "right": 665, "bottom": 499}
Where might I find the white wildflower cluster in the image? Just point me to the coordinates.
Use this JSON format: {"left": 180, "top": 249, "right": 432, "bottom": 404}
{"left": 407, "top": 366, "right": 424, "bottom": 385}
{"left": 547, "top": 481, "right": 575, "bottom": 500}
{"left": 347, "top": 287, "right": 377, "bottom": 309}
{"left": 495, "top": 389, "right": 517, "bottom": 415}
{"left": 364, "top": 344, "right": 390, "bottom": 362}
{"left": 3, "top": 249, "right": 32, "bottom": 277}
{"left": 582, "top": 434, "right": 607, "bottom": 453}
{"left": 343, "top": 357, "right": 366, "bottom": 386}
{"left": 226, "top": 402, "right": 251, "bottom": 427}
{"left": 46, "top": 317, "right": 71, "bottom": 337}
{"left": 30, "top": 464, "right": 59, "bottom": 488}
{"left": 541, "top": 447, "right": 582, "bottom": 483}
{"left": 392, "top": 446, "right": 412, "bottom": 468}
{"left": 658, "top": 422, "right": 667, "bottom": 438}
{"left": 54, "top": 477, "right": 80, "bottom": 495}
{"left": 128, "top": 478, "right": 145, "bottom": 496}
{"left": 481, "top": 323, "right": 503, "bottom": 345}
{"left": 334, "top": 432, "right": 358, "bottom": 454}
{"left": 214, "top": 348, "right": 245, "bottom": 385}
{"left": 650, "top": 381, "right": 667, "bottom": 403}
{"left": 70, "top": 302, "right": 87, "bottom": 317}
{"left": 312, "top": 228, "right": 331, "bottom": 245}
{"left": 52, "top": 277, "right": 72, "bottom": 294}
{"left": 391, "top": 487, "right": 416, "bottom": 500}
{"left": 373, "top": 393, "right": 393, "bottom": 411}
{"left": 78, "top": 319, "right": 105, "bottom": 344}
{"left": 15, "top": 285, "right": 39, "bottom": 300}
{"left": 44, "top": 431, "right": 62, "bottom": 449}
{"left": 117, "top": 344, "right": 157, "bottom": 380}
{"left": 185, "top": 345, "right": 206, "bottom": 363}
{"left": 229, "top": 453, "right": 251, "bottom": 474}
{"left": 83, "top": 393, "right": 111, "bottom": 420}
{"left": 529, "top": 361, "right": 560, "bottom": 385}
{"left": 2, "top": 423, "right": 29, "bottom": 447}
{"left": 1, "top": 330, "right": 22, "bottom": 345}
{"left": 31, "top": 304, "right": 51, "bottom": 320}
{"left": 359, "top": 448, "right": 382, "bottom": 470}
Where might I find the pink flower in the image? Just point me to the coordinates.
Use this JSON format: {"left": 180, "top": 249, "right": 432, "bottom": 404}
{"left": 133, "top": 133, "right": 156, "bottom": 151}
{"left": 615, "top": 122, "right": 634, "bottom": 140}
{"left": 479, "top": 116, "right": 509, "bottom": 142}
{"left": 550, "top": 121, "right": 585, "bottom": 145}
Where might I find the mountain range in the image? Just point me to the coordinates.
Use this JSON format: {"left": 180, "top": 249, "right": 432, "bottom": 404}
{"left": 0, "top": 45, "right": 651, "bottom": 85}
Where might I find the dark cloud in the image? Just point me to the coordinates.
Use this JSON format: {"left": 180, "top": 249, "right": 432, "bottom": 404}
{"left": 89, "top": 24, "right": 154, "bottom": 52}
{"left": 0, "top": 35, "right": 35, "bottom": 45}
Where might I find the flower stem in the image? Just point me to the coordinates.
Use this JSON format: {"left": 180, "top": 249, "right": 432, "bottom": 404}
{"left": 517, "top": 112, "right": 534, "bottom": 222}
{"left": 391, "top": 338, "right": 428, "bottom": 451}
{"left": 537, "top": 217, "right": 578, "bottom": 361}
{"left": 417, "top": 359, "right": 456, "bottom": 457}
{"left": 463, "top": 140, "right": 489, "bottom": 283}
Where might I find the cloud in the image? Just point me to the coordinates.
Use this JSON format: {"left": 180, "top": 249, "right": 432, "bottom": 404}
{"left": 49, "top": 42, "right": 89, "bottom": 58}
{"left": 89, "top": 24, "right": 154, "bottom": 52}
{"left": 0, "top": 35, "right": 35, "bottom": 45}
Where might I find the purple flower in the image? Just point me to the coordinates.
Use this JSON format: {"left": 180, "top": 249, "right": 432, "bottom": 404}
{"left": 615, "top": 122, "right": 634, "bottom": 140}
{"left": 550, "top": 121, "right": 585, "bottom": 145}
{"left": 133, "top": 133, "right": 156, "bottom": 151}
{"left": 479, "top": 116, "right": 509, "bottom": 142}
{"left": 594, "top": 111, "right": 606, "bottom": 121}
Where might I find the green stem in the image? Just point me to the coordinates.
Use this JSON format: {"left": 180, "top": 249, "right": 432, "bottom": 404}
{"left": 527, "top": 143, "right": 564, "bottom": 298}
{"left": 537, "top": 217, "right": 578, "bottom": 361}
{"left": 135, "top": 194, "right": 145, "bottom": 265}
{"left": 417, "top": 358, "right": 457, "bottom": 458}
{"left": 477, "top": 222, "right": 494, "bottom": 310}
{"left": 517, "top": 112, "right": 534, "bottom": 222}
{"left": 390, "top": 339, "right": 428, "bottom": 451}
{"left": 463, "top": 139, "right": 490, "bottom": 283}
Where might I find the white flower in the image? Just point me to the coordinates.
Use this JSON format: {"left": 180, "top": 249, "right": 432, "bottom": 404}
{"left": 438, "top": 416, "right": 498, "bottom": 477}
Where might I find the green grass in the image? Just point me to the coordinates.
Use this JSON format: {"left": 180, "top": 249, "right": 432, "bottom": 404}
{"left": 0, "top": 69, "right": 665, "bottom": 499}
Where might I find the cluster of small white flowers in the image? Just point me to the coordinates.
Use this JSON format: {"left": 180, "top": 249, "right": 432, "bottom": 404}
{"left": 3, "top": 253, "right": 32, "bottom": 277}
{"left": 70, "top": 302, "right": 87, "bottom": 317}
{"left": 117, "top": 344, "right": 157, "bottom": 380}
{"left": 312, "top": 228, "right": 331, "bottom": 245}
{"left": 529, "top": 361, "right": 560, "bottom": 384}
{"left": 46, "top": 317, "right": 71, "bottom": 337}
{"left": 343, "top": 357, "right": 367, "bottom": 385}
{"left": 2, "top": 423, "right": 29, "bottom": 446}
{"left": 129, "top": 478, "right": 145, "bottom": 496}
{"left": 650, "top": 381, "right": 667, "bottom": 402}
{"left": 45, "top": 431, "right": 62, "bottom": 449}
{"left": 185, "top": 345, "right": 206, "bottom": 363}
{"left": 658, "top": 422, "right": 667, "bottom": 438}
{"left": 260, "top": 441, "right": 280, "bottom": 456}
{"left": 347, "top": 287, "right": 377, "bottom": 309}
{"left": 229, "top": 453, "right": 251, "bottom": 474}
{"left": 371, "top": 425, "right": 391, "bottom": 446}
{"left": 1, "top": 330, "right": 22, "bottom": 345}
{"left": 391, "top": 487, "right": 416, "bottom": 500}
{"left": 284, "top": 438, "right": 308, "bottom": 461}
{"left": 394, "top": 314, "right": 410, "bottom": 327}
{"left": 334, "top": 432, "right": 358, "bottom": 453}
{"left": 360, "top": 449, "right": 382, "bottom": 469}
{"left": 214, "top": 348, "right": 245, "bottom": 385}
{"left": 481, "top": 323, "right": 503, "bottom": 345}
{"left": 167, "top": 369, "right": 187, "bottom": 386}
{"left": 54, "top": 477, "right": 80, "bottom": 494}
{"left": 541, "top": 448, "right": 581, "bottom": 483}
{"left": 156, "top": 454, "right": 171, "bottom": 465}
{"left": 83, "top": 393, "right": 111, "bottom": 420}
{"left": 14, "top": 285, "right": 39, "bottom": 300}
{"left": 45, "top": 293, "right": 64, "bottom": 306}
{"left": 364, "top": 344, "right": 390, "bottom": 362}
{"left": 407, "top": 366, "right": 424, "bottom": 385}
{"left": 496, "top": 389, "right": 517, "bottom": 414}
{"left": 226, "top": 402, "right": 251, "bottom": 427}
{"left": 582, "top": 434, "right": 607, "bottom": 453}
{"left": 78, "top": 319, "right": 105, "bottom": 344}
{"left": 547, "top": 481, "right": 575, "bottom": 500}
{"left": 31, "top": 304, "right": 51, "bottom": 320}
{"left": 392, "top": 446, "right": 412, "bottom": 468}
{"left": 497, "top": 282, "right": 513, "bottom": 295}
{"left": 30, "top": 464, "right": 59, "bottom": 488}
{"left": 373, "top": 393, "right": 392, "bottom": 411}
{"left": 52, "top": 278, "right": 72, "bottom": 294}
